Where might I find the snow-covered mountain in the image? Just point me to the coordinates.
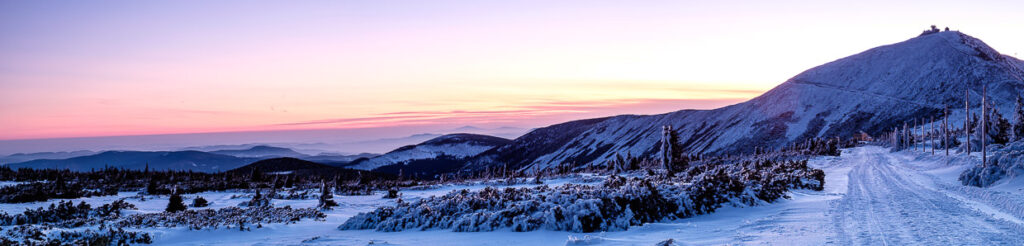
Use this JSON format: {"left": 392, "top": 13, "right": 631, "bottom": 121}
{"left": 467, "top": 31, "right": 1024, "bottom": 171}
{"left": 346, "top": 133, "right": 511, "bottom": 171}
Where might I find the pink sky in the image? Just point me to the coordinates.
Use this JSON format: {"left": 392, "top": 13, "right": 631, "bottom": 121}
{"left": 2, "top": 0, "right": 1022, "bottom": 141}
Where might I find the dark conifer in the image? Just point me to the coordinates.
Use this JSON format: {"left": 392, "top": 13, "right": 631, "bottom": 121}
{"left": 165, "top": 189, "right": 186, "bottom": 213}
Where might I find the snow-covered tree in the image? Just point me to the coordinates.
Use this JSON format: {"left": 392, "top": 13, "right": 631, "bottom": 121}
{"left": 533, "top": 166, "right": 544, "bottom": 184}
{"left": 192, "top": 196, "right": 209, "bottom": 207}
{"left": 1014, "top": 94, "right": 1024, "bottom": 141}
{"left": 661, "top": 125, "right": 687, "bottom": 177}
{"left": 991, "top": 107, "right": 1012, "bottom": 144}
{"left": 317, "top": 180, "right": 338, "bottom": 210}
{"left": 974, "top": 101, "right": 1011, "bottom": 146}
{"left": 383, "top": 188, "right": 399, "bottom": 199}
{"left": 166, "top": 189, "right": 187, "bottom": 213}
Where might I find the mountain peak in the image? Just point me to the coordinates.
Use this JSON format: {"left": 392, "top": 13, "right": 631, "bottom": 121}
{"left": 465, "top": 31, "right": 1024, "bottom": 171}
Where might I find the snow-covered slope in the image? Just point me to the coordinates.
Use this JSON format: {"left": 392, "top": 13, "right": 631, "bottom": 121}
{"left": 468, "top": 31, "right": 1024, "bottom": 171}
{"left": 346, "top": 134, "right": 511, "bottom": 171}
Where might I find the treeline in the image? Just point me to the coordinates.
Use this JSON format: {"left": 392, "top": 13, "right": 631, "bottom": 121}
{"left": 0, "top": 165, "right": 397, "bottom": 203}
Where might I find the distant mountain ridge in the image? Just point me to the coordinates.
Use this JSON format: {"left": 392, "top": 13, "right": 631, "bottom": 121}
{"left": 463, "top": 31, "right": 1024, "bottom": 172}
{"left": 347, "top": 133, "right": 511, "bottom": 172}
{"left": 7, "top": 150, "right": 258, "bottom": 172}
{"left": 209, "top": 145, "right": 306, "bottom": 158}
{"left": 0, "top": 150, "right": 96, "bottom": 164}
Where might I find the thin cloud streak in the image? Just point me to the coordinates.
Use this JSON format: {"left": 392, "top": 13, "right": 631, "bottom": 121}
{"left": 277, "top": 98, "right": 745, "bottom": 128}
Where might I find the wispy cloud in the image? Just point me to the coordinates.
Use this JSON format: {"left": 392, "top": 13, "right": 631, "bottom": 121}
{"left": 276, "top": 98, "right": 746, "bottom": 128}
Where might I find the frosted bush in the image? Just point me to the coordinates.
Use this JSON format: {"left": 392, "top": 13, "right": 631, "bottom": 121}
{"left": 340, "top": 159, "right": 823, "bottom": 233}
{"left": 960, "top": 140, "right": 1024, "bottom": 187}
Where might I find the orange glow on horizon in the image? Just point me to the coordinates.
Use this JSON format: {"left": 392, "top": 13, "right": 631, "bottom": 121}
{"left": 2, "top": 1, "right": 1022, "bottom": 141}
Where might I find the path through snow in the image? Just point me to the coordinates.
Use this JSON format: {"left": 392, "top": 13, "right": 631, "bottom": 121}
{"left": 827, "top": 146, "right": 1024, "bottom": 245}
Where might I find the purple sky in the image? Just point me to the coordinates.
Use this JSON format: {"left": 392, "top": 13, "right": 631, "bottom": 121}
{"left": 1, "top": 0, "right": 1021, "bottom": 154}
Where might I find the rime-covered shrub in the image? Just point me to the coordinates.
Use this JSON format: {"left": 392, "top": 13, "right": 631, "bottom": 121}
{"left": 238, "top": 190, "right": 272, "bottom": 207}
{"left": 1, "top": 224, "right": 152, "bottom": 246}
{"left": 0, "top": 199, "right": 136, "bottom": 227}
{"left": 340, "top": 159, "right": 823, "bottom": 233}
{"left": 960, "top": 140, "right": 1024, "bottom": 187}
{"left": 383, "top": 188, "right": 399, "bottom": 199}
{"left": 0, "top": 181, "right": 117, "bottom": 203}
{"left": 191, "top": 196, "right": 209, "bottom": 207}
{"left": 117, "top": 206, "right": 324, "bottom": 230}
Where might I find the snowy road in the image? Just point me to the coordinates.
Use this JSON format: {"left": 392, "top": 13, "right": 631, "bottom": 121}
{"left": 827, "top": 146, "right": 1024, "bottom": 245}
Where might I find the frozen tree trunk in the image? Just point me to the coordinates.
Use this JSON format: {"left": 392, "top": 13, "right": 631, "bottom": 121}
{"left": 922, "top": 119, "right": 926, "bottom": 152}
{"left": 1015, "top": 94, "right": 1024, "bottom": 141}
{"left": 894, "top": 128, "right": 899, "bottom": 149}
{"left": 904, "top": 122, "right": 910, "bottom": 150}
{"left": 931, "top": 116, "right": 935, "bottom": 155}
{"left": 944, "top": 105, "right": 949, "bottom": 156}
{"left": 661, "top": 125, "right": 674, "bottom": 177}
{"left": 966, "top": 88, "right": 971, "bottom": 154}
{"left": 982, "top": 83, "right": 987, "bottom": 167}
{"left": 913, "top": 120, "right": 918, "bottom": 151}
{"left": 892, "top": 129, "right": 897, "bottom": 148}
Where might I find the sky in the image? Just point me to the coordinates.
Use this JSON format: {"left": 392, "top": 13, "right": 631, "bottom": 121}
{"left": 1, "top": 0, "right": 1023, "bottom": 153}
